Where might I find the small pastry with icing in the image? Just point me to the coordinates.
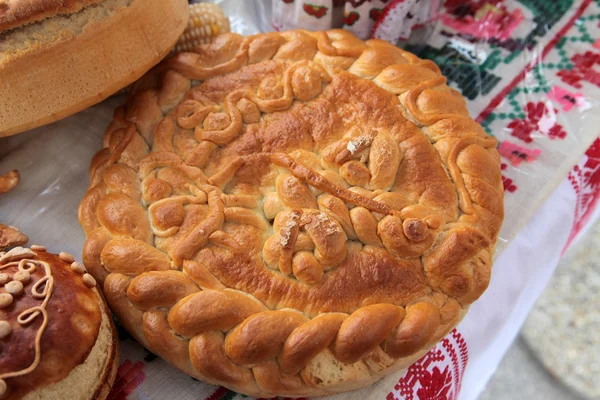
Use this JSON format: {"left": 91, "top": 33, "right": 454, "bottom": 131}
{"left": 0, "top": 247, "right": 118, "bottom": 399}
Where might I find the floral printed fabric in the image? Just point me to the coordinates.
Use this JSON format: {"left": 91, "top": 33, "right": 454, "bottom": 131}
{"left": 271, "top": 0, "right": 439, "bottom": 41}
{"left": 396, "top": 0, "right": 600, "bottom": 252}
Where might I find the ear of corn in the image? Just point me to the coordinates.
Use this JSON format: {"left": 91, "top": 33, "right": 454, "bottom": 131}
{"left": 174, "top": 3, "right": 231, "bottom": 53}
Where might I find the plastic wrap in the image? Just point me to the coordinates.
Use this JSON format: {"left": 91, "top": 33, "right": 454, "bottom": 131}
{"left": 1, "top": 1, "right": 599, "bottom": 399}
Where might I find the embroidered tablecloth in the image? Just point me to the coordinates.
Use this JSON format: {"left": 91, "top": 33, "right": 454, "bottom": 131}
{"left": 0, "top": 1, "right": 599, "bottom": 399}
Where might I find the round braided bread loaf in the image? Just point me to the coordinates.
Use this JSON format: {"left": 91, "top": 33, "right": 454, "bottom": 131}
{"left": 78, "top": 29, "right": 504, "bottom": 397}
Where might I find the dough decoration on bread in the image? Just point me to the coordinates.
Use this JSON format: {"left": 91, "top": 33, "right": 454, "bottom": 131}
{"left": 0, "top": 247, "right": 53, "bottom": 398}
{"left": 79, "top": 29, "right": 504, "bottom": 397}
{"left": 0, "top": 247, "right": 113, "bottom": 399}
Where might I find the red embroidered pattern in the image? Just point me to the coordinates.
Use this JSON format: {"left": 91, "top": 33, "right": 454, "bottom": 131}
{"left": 501, "top": 163, "right": 517, "bottom": 193}
{"left": 507, "top": 101, "right": 567, "bottom": 144}
{"left": 557, "top": 51, "right": 600, "bottom": 89}
{"left": 547, "top": 86, "right": 589, "bottom": 112}
{"left": 415, "top": 366, "right": 452, "bottom": 400}
{"left": 441, "top": 0, "right": 524, "bottom": 41}
{"left": 388, "top": 329, "right": 468, "bottom": 400}
{"left": 498, "top": 141, "right": 541, "bottom": 167}
{"left": 564, "top": 138, "right": 600, "bottom": 252}
{"left": 107, "top": 360, "right": 146, "bottom": 400}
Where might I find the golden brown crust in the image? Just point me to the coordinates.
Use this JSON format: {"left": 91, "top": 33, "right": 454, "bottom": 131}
{"left": 0, "top": 171, "right": 19, "bottom": 195}
{"left": 0, "top": 0, "right": 102, "bottom": 32}
{"left": 0, "top": 224, "right": 28, "bottom": 251}
{"left": 0, "top": 0, "right": 189, "bottom": 137}
{"left": 0, "top": 247, "right": 117, "bottom": 399}
{"left": 78, "top": 30, "right": 504, "bottom": 397}
{"left": 90, "top": 289, "right": 119, "bottom": 400}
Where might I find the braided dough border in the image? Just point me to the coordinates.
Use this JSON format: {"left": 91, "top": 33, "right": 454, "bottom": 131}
{"left": 78, "top": 29, "right": 503, "bottom": 397}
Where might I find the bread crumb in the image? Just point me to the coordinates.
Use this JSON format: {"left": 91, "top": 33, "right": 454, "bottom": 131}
{"left": 346, "top": 141, "right": 357, "bottom": 154}
{"left": 346, "top": 136, "right": 370, "bottom": 154}
{"left": 280, "top": 219, "right": 297, "bottom": 246}
{"left": 314, "top": 212, "right": 339, "bottom": 236}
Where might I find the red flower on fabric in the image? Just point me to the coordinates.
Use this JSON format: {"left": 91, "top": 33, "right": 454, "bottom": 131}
{"left": 507, "top": 118, "right": 534, "bottom": 143}
{"left": 416, "top": 366, "right": 452, "bottom": 400}
{"left": 507, "top": 101, "right": 567, "bottom": 143}
{"left": 303, "top": 3, "right": 328, "bottom": 18}
{"left": 547, "top": 124, "right": 567, "bottom": 140}
{"left": 370, "top": 7, "right": 384, "bottom": 21}
{"left": 344, "top": 11, "right": 360, "bottom": 26}
{"left": 557, "top": 51, "right": 600, "bottom": 89}
{"left": 502, "top": 175, "right": 517, "bottom": 192}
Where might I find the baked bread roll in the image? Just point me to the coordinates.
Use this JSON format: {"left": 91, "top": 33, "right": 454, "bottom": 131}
{"left": 0, "top": 171, "right": 19, "bottom": 195}
{"left": 0, "top": 225, "right": 28, "bottom": 251}
{"left": 0, "top": 246, "right": 118, "bottom": 399}
{"left": 79, "top": 30, "right": 504, "bottom": 397}
{"left": 0, "top": 0, "right": 189, "bottom": 137}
